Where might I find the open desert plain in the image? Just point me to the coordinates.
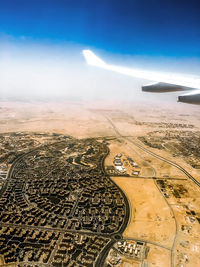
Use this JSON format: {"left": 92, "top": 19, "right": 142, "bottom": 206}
{"left": 0, "top": 98, "right": 199, "bottom": 267}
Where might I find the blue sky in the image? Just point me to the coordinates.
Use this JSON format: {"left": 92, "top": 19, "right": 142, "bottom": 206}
{"left": 0, "top": 0, "right": 200, "bottom": 57}
{"left": 1, "top": 0, "right": 200, "bottom": 101}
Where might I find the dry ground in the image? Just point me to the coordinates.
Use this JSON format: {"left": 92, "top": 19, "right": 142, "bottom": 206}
{"left": 1, "top": 99, "right": 200, "bottom": 266}
{"left": 166, "top": 180, "right": 200, "bottom": 267}
{"left": 118, "top": 256, "right": 140, "bottom": 267}
{"left": 112, "top": 177, "right": 175, "bottom": 248}
{"left": 146, "top": 244, "right": 171, "bottom": 267}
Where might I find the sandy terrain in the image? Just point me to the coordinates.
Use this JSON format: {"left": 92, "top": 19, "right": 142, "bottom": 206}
{"left": 167, "top": 180, "right": 200, "bottom": 267}
{"left": 112, "top": 177, "right": 175, "bottom": 247}
{"left": 0, "top": 101, "right": 112, "bottom": 138}
{"left": 1, "top": 99, "right": 200, "bottom": 266}
{"left": 118, "top": 257, "right": 140, "bottom": 267}
{"left": 1, "top": 99, "right": 200, "bottom": 139}
{"left": 0, "top": 257, "right": 4, "bottom": 265}
{"left": 132, "top": 137, "right": 200, "bottom": 183}
{"left": 146, "top": 244, "right": 171, "bottom": 267}
{"left": 105, "top": 138, "right": 188, "bottom": 179}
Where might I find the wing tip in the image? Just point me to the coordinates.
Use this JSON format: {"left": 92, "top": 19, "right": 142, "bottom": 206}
{"left": 82, "top": 49, "right": 106, "bottom": 67}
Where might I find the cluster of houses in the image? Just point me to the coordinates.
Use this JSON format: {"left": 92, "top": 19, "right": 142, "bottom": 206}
{"left": 116, "top": 240, "right": 146, "bottom": 260}
{"left": 113, "top": 154, "right": 127, "bottom": 173}
{"left": 111, "top": 153, "right": 140, "bottom": 176}
{"left": 0, "top": 164, "right": 8, "bottom": 190}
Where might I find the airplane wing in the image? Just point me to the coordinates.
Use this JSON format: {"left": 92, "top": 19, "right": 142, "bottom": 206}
{"left": 82, "top": 49, "right": 200, "bottom": 104}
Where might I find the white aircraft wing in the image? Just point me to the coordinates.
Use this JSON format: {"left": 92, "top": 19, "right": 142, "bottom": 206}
{"left": 82, "top": 49, "right": 200, "bottom": 104}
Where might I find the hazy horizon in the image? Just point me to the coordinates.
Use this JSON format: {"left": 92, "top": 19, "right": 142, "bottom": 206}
{"left": 1, "top": 0, "right": 200, "bottom": 105}
{"left": 1, "top": 41, "right": 200, "bottom": 105}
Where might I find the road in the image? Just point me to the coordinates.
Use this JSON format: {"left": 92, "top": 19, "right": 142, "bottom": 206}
{"left": 106, "top": 116, "right": 200, "bottom": 188}
{"left": 95, "top": 145, "right": 131, "bottom": 267}
{"left": 103, "top": 116, "right": 200, "bottom": 267}
{"left": 2, "top": 129, "right": 195, "bottom": 267}
{"left": 0, "top": 138, "right": 131, "bottom": 267}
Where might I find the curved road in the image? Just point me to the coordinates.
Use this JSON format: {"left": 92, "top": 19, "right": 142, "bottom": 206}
{"left": 96, "top": 144, "right": 131, "bottom": 267}
{"left": 104, "top": 116, "right": 200, "bottom": 267}
{"left": 3, "top": 132, "right": 196, "bottom": 267}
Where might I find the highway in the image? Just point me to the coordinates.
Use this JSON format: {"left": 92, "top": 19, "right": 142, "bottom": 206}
{"left": 104, "top": 116, "right": 200, "bottom": 267}
{"left": 106, "top": 116, "right": 200, "bottom": 188}
{"left": 2, "top": 127, "right": 198, "bottom": 267}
